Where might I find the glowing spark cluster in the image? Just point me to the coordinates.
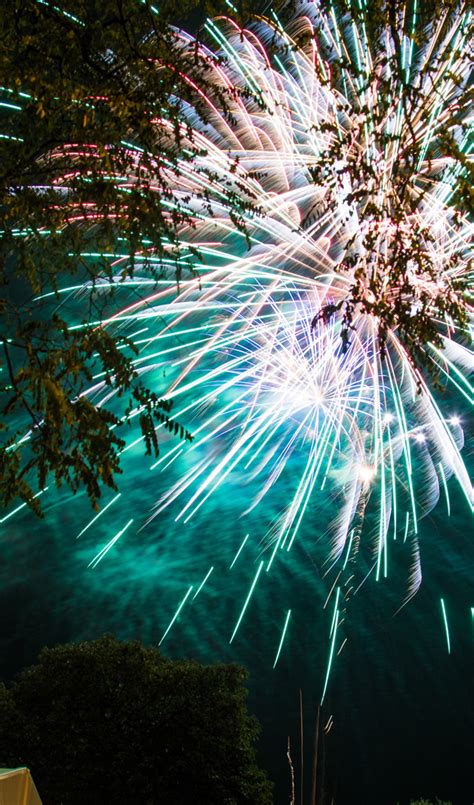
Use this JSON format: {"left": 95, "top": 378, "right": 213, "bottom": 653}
{"left": 106, "top": 1, "right": 472, "bottom": 586}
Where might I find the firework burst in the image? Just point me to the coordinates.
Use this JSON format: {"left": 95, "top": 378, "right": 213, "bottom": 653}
{"left": 4, "top": 1, "right": 473, "bottom": 684}
{"left": 95, "top": 1, "right": 472, "bottom": 569}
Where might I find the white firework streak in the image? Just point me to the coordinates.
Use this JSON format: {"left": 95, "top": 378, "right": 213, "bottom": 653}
{"left": 13, "top": 2, "right": 472, "bottom": 665}
{"left": 83, "top": 4, "right": 472, "bottom": 571}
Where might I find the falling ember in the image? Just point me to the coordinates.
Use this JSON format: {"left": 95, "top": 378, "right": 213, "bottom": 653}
{"left": 440, "top": 598, "right": 452, "bottom": 655}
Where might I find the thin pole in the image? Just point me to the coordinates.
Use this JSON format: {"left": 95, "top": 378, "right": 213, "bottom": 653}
{"left": 311, "top": 704, "right": 320, "bottom": 805}
{"left": 299, "top": 689, "right": 304, "bottom": 805}
{"left": 287, "top": 736, "right": 295, "bottom": 805}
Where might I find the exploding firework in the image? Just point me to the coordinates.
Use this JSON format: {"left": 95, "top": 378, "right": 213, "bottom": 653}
{"left": 3, "top": 1, "right": 473, "bottom": 689}
{"left": 92, "top": 3, "right": 472, "bottom": 563}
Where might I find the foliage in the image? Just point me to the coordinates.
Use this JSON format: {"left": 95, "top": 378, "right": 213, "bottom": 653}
{"left": 0, "top": 0, "right": 256, "bottom": 515}
{"left": 0, "top": 635, "right": 273, "bottom": 804}
{"left": 1, "top": 0, "right": 470, "bottom": 516}
{"left": 408, "top": 799, "right": 452, "bottom": 805}
{"left": 290, "top": 0, "right": 473, "bottom": 372}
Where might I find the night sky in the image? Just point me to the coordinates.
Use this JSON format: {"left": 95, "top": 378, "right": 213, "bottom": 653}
{"left": 1, "top": 447, "right": 472, "bottom": 804}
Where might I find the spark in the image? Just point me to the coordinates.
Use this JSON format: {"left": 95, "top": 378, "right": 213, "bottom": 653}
{"left": 159, "top": 585, "right": 194, "bottom": 646}
{"left": 230, "top": 534, "right": 249, "bottom": 569}
{"left": 76, "top": 493, "right": 122, "bottom": 539}
{"left": 273, "top": 609, "right": 292, "bottom": 669}
{"left": 358, "top": 465, "right": 375, "bottom": 484}
{"left": 229, "top": 561, "right": 264, "bottom": 644}
{"left": 88, "top": 518, "right": 133, "bottom": 569}
{"left": 0, "top": 487, "right": 49, "bottom": 525}
{"left": 192, "top": 566, "right": 214, "bottom": 600}
{"left": 321, "top": 588, "right": 341, "bottom": 705}
{"left": 440, "top": 598, "right": 451, "bottom": 655}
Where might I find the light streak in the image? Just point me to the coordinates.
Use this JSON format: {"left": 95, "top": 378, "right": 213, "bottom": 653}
{"left": 440, "top": 598, "right": 451, "bottom": 654}
{"left": 321, "top": 588, "right": 341, "bottom": 704}
{"left": 192, "top": 566, "right": 214, "bottom": 600}
{"left": 229, "top": 561, "right": 264, "bottom": 644}
{"left": 76, "top": 493, "right": 121, "bottom": 538}
{"left": 439, "top": 463, "right": 451, "bottom": 517}
{"left": 159, "top": 585, "right": 194, "bottom": 646}
{"left": 230, "top": 534, "right": 249, "bottom": 569}
{"left": 0, "top": 487, "right": 49, "bottom": 524}
{"left": 273, "top": 609, "right": 292, "bottom": 669}
{"left": 88, "top": 518, "right": 133, "bottom": 569}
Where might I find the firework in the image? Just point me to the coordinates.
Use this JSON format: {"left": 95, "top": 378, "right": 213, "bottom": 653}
{"left": 4, "top": 2, "right": 473, "bottom": 689}
{"left": 92, "top": 2, "right": 472, "bottom": 571}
